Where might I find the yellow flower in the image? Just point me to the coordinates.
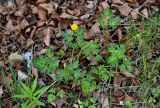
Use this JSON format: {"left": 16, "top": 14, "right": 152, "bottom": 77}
{"left": 71, "top": 24, "right": 78, "bottom": 31}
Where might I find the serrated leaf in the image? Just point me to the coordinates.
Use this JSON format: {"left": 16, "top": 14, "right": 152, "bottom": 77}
{"left": 13, "top": 94, "right": 28, "bottom": 99}
{"left": 34, "top": 86, "right": 49, "bottom": 97}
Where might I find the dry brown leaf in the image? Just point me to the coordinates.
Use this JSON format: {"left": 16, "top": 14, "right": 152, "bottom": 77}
{"left": 0, "top": 75, "right": 4, "bottom": 84}
{"left": 6, "top": 20, "right": 15, "bottom": 34}
{"left": 0, "top": 5, "right": 5, "bottom": 13}
{"left": 66, "top": 9, "right": 74, "bottom": 15}
{"left": 20, "top": 19, "right": 29, "bottom": 29}
{"left": 39, "top": 3, "right": 54, "bottom": 14}
{"left": 26, "top": 38, "right": 34, "bottom": 48}
{"left": 32, "top": 6, "right": 47, "bottom": 20}
{"left": 127, "top": 0, "right": 138, "bottom": 3}
{"left": 32, "top": 67, "right": 39, "bottom": 77}
{"left": 117, "top": 28, "right": 122, "bottom": 42}
{"left": 112, "top": 4, "right": 132, "bottom": 16}
{"left": 73, "top": 9, "right": 81, "bottom": 17}
{"left": 101, "top": 2, "right": 109, "bottom": 9}
{"left": 44, "top": 27, "right": 51, "bottom": 46}
{"left": 112, "top": 0, "right": 124, "bottom": 4}
{"left": 90, "top": 22, "right": 100, "bottom": 33}
{"left": 131, "top": 8, "right": 139, "bottom": 19}
{"left": 80, "top": 14, "right": 91, "bottom": 20}
{"left": 14, "top": 9, "right": 24, "bottom": 17}
{"left": 141, "top": 8, "right": 148, "bottom": 17}
{"left": 60, "top": 13, "right": 78, "bottom": 19}
{"left": 16, "top": 0, "right": 25, "bottom": 6}
{"left": 84, "top": 32, "right": 94, "bottom": 40}
{"left": 36, "top": 49, "right": 47, "bottom": 56}
{"left": 113, "top": 73, "right": 126, "bottom": 96}
{"left": 8, "top": 52, "right": 23, "bottom": 61}
{"left": 37, "top": 0, "right": 47, "bottom": 4}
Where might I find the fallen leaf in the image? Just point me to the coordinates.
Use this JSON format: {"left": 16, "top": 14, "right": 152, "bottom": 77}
{"left": 20, "top": 19, "right": 29, "bottom": 29}
{"left": 73, "top": 9, "right": 81, "bottom": 17}
{"left": 44, "top": 27, "right": 51, "bottom": 46}
{"left": 0, "top": 5, "right": 5, "bottom": 13}
{"left": 112, "top": 4, "right": 132, "bottom": 16}
{"left": 141, "top": 8, "right": 148, "bottom": 17}
{"left": 0, "top": 75, "right": 4, "bottom": 84}
{"left": 127, "top": 0, "right": 138, "bottom": 4}
{"left": 5, "top": 20, "right": 15, "bottom": 34}
{"left": 80, "top": 14, "right": 91, "bottom": 20}
{"left": 101, "top": 2, "right": 109, "bottom": 9}
{"left": 90, "top": 22, "right": 100, "bottom": 33}
{"left": 16, "top": 0, "right": 25, "bottom": 6}
{"left": 8, "top": 52, "right": 23, "bottom": 61}
{"left": 39, "top": 3, "right": 54, "bottom": 14}
{"left": 31, "top": 6, "right": 47, "bottom": 20}
{"left": 0, "top": 61, "right": 4, "bottom": 67}
{"left": 84, "top": 32, "right": 94, "bottom": 40}
{"left": 112, "top": 0, "right": 124, "bottom": 4}
{"left": 113, "top": 73, "right": 126, "bottom": 97}
{"left": 117, "top": 28, "right": 122, "bottom": 42}
{"left": 26, "top": 38, "right": 34, "bottom": 48}
{"left": 131, "top": 8, "right": 139, "bottom": 19}
{"left": 32, "top": 67, "right": 39, "bottom": 77}
{"left": 66, "top": 9, "right": 74, "bottom": 15}
{"left": 60, "top": 13, "right": 78, "bottom": 19}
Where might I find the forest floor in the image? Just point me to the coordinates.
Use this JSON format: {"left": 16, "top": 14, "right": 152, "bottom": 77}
{"left": 0, "top": 0, "right": 160, "bottom": 108}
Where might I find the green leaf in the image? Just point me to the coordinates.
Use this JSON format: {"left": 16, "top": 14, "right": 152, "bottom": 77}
{"left": 21, "top": 101, "right": 30, "bottom": 108}
{"left": 34, "top": 86, "right": 49, "bottom": 97}
{"left": 31, "top": 97, "right": 45, "bottom": 106}
{"left": 13, "top": 94, "right": 28, "bottom": 99}
{"left": 31, "top": 77, "right": 38, "bottom": 92}
{"left": 21, "top": 82, "right": 32, "bottom": 94}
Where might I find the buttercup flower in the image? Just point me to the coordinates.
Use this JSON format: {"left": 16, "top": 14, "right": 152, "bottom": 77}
{"left": 71, "top": 23, "right": 78, "bottom": 31}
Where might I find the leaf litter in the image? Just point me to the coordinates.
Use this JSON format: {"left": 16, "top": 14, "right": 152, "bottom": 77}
{"left": 0, "top": 0, "right": 159, "bottom": 107}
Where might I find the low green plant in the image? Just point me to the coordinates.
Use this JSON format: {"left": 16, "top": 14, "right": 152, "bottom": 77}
{"left": 56, "top": 61, "right": 98, "bottom": 94}
{"left": 0, "top": 65, "right": 20, "bottom": 96}
{"left": 124, "top": 100, "right": 133, "bottom": 108}
{"left": 148, "top": 87, "right": 160, "bottom": 103}
{"left": 13, "top": 77, "right": 49, "bottom": 108}
{"left": 62, "top": 28, "right": 102, "bottom": 61}
{"left": 81, "top": 78, "right": 97, "bottom": 94}
{"left": 107, "top": 44, "right": 133, "bottom": 72}
{"left": 74, "top": 98, "right": 97, "bottom": 108}
{"left": 91, "top": 65, "right": 115, "bottom": 81}
{"left": 98, "top": 8, "right": 120, "bottom": 30}
{"left": 32, "top": 48, "right": 58, "bottom": 74}
{"left": 56, "top": 61, "right": 80, "bottom": 84}
{"left": 47, "top": 88, "right": 66, "bottom": 103}
{"left": 55, "top": 49, "right": 65, "bottom": 58}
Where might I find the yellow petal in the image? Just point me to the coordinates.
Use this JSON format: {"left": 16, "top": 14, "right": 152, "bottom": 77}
{"left": 71, "top": 24, "right": 78, "bottom": 31}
